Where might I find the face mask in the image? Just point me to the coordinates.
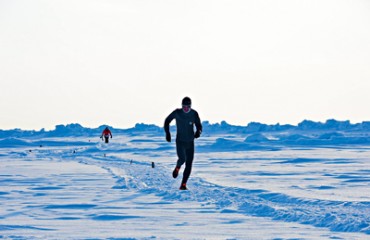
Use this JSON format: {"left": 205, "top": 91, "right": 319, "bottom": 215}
{"left": 182, "top": 105, "right": 191, "bottom": 113}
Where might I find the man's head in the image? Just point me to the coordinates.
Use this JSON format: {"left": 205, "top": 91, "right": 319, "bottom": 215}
{"left": 181, "top": 97, "right": 191, "bottom": 113}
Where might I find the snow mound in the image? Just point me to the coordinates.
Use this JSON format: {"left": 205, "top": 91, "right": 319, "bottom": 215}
{"left": 318, "top": 132, "right": 345, "bottom": 140}
{"left": 0, "top": 138, "right": 30, "bottom": 147}
{"left": 204, "top": 138, "right": 273, "bottom": 151}
{"left": 244, "top": 133, "right": 269, "bottom": 143}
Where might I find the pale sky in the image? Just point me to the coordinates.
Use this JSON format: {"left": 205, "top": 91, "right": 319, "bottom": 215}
{"left": 1, "top": 0, "right": 370, "bottom": 130}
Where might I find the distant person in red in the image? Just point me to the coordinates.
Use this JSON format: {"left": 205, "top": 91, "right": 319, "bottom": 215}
{"left": 100, "top": 127, "right": 112, "bottom": 143}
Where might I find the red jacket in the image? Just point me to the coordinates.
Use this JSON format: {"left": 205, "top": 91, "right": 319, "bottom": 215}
{"left": 102, "top": 129, "right": 112, "bottom": 137}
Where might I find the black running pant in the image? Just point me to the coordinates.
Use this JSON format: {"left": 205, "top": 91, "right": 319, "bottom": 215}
{"left": 176, "top": 140, "right": 194, "bottom": 185}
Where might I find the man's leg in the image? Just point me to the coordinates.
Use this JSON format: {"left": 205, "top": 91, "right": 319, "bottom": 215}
{"left": 173, "top": 140, "right": 186, "bottom": 178}
{"left": 176, "top": 140, "right": 187, "bottom": 167}
{"left": 181, "top": 141, "right": 194, "bottom": 186}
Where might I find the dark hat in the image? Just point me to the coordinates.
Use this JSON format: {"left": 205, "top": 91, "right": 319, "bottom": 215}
{"left": 182, "top": 97, "right": 191, "bottom": 106}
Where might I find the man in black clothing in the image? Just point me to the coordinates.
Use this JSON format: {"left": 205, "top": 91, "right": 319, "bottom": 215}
{"left": 164, "top": 97, "right": 202, "bottom": 190}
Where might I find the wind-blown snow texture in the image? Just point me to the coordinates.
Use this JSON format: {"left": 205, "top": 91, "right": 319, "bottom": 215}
{"left": 0, "top": 119, "right": 369, "bottom": 239}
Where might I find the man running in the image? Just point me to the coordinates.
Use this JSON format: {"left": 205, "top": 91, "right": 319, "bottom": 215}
{"left": 164, "top": 97, "right": 202, "bottom": 190}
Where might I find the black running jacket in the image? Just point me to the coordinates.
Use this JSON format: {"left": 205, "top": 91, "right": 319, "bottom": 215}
{"left": 164, "top": 109, "right": 202, "bottom": 142}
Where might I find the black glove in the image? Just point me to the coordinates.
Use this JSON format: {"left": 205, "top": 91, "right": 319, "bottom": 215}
{"left": 166, "top": 132, "right": 171, "bottom": 142}
{"left": 194, "top": 130, "right": 201, "bottom": 139}
{"left": 111, "top": 136, "right": 112, "bottom": 138}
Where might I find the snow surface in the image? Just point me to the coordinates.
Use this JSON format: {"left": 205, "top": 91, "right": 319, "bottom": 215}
{"left": 0, "top": 120, "right": 370, "bottom": 239}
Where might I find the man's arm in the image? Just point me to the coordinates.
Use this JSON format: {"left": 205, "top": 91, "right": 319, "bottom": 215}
{"left": 194, "top": 111, "right": 202, "bottom": 138}
{"left": 164, "top": 110, "right": 176, "bottom": 142}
